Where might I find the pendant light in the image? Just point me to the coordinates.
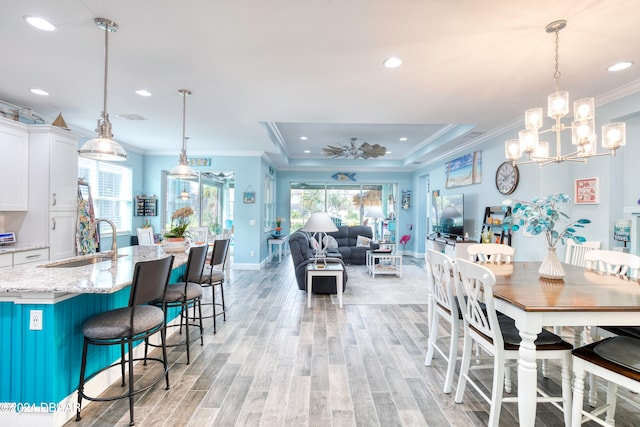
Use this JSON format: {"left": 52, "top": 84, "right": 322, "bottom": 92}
{"left": 169, "top": 89, "right": 197, "bottom": 179}
{"left": 79, "top": 18, "right": 127, "bottom": 161}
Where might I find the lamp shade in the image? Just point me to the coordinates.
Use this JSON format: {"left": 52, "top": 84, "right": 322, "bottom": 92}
{"left": 301, "top": 212, "right": 338, "bottom": 233}
{"left": 365, "top": 206, "right": 385, "bottom": 219}
{"left": 79, "top": 136, "right": 127, "bottom": 161}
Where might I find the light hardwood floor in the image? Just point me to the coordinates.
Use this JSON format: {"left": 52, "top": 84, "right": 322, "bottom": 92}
{"left": 66, "top": 256, "right": 640, "bottom": 426}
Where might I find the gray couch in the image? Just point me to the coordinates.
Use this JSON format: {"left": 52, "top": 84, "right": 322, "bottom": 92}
{"left": 325, "top": 225, "right": 377, "bottom": 265}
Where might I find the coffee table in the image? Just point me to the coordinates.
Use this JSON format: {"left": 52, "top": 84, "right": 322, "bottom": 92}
{"left": 366, "top": 250, "right": 402, "bottom": 278}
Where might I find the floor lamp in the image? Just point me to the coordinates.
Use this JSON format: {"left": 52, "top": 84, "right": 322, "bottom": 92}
{"left": 301, "top": 212, "right": 338, "bottom": 264}
{"left": 365, "top": 206, "right": 385, "bottom": 242}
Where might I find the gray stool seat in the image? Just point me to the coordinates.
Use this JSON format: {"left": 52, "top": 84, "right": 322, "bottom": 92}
{"left": 161, "top": 282, "right": 203, "bottom": 302}
{"left": 82, "top": 305, "right": 164, "bottom": 340}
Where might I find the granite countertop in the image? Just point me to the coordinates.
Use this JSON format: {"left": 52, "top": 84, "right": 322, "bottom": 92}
{"left": 0, "top": 243, "right": 49, "bottom": 254}
{"left": 0, "top": 245, "right": 189, "bottom": 296}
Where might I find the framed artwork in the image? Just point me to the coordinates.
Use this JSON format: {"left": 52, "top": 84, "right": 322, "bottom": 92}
{"left": 243, "top": 191, "right": 256, "bottom": 204}
{"left": 574, "top": 177, "right": 599, "bottom": 204}
{"left": 445, "top": 150, "right": 482, "bottom": 188}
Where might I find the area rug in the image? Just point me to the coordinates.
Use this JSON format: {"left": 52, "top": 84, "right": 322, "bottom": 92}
{"left": 330, "top": 263, "right": 430, "bottom": 305}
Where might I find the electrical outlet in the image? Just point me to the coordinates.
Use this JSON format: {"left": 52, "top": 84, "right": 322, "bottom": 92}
{"left": 29, "top": 310, "right": 43, "bottom": 330}
{"left": 250, "top": 250, "right": 255, "bottom": 257}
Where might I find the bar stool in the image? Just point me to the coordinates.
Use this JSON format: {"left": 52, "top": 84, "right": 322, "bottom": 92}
{"left": 197, "top": 239, "right": 230, "bottom": 333}
{"left": 75, "top": 255, "right": 174, "bottom": 426}
{"left": 150, "top": 245, "right": 207, "bottom": 364}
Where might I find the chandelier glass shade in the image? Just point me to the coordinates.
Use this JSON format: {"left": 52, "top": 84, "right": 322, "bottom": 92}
{"left": 505, "top": 20, "right": 626, "bottom": 166}
{"left": 79, "top": 18, "right": 127, "bottom": 161}
{"left": 169, "top": 89, "right": 198, "bottom": 179}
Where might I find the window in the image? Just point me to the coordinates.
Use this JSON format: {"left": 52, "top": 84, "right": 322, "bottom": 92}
{"left": 78, "top": 158, "right": 133, "bottom": 234}
{"left": 264, "top": 174, "right": 275, "bottom": 231}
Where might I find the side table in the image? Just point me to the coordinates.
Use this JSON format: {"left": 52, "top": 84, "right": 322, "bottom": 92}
{"left": 306, "top": 263, "right": 344, "bottom": 308}
{"left": 268, "top": 235, "right": 288, "bottom": 263}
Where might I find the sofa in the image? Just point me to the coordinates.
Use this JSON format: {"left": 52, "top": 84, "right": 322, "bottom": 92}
{"left": 289, "top": 231, "right": 348, "bottom": 294}
{"left": 325, "top": 225, "right": 377, "bottom": 265}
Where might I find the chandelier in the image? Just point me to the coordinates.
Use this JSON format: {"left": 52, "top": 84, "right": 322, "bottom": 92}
{"left": 505, "top": 20, "right": 626, "bottom": 166}
{"left": 322, "top": 137, "right": 387, "bottom": 159}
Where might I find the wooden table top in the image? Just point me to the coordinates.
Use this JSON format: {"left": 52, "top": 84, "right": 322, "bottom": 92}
{"left": 484, "top": 262, "right": 640, "bottom": 312}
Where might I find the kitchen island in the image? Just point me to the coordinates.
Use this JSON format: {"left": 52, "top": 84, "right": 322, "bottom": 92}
{"left": 0, "top": 245, "right": 189, "bottom": 426}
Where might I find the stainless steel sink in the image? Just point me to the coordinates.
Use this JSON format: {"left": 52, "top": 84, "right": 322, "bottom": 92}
{"left": 39, "top": 254, "right": 126, "bottom": 268}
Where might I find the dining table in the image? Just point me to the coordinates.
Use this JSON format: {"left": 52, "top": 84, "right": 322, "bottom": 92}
{"left": 484, "top": 261, "right": 640, "bottom": 427}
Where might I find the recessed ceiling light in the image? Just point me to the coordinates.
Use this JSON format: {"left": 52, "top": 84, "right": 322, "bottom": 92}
{"left": 135, "top": 89, "right": 152, "bottom": 97}
{"left": 383, "top": 57, "right": 402, "bottom": 68}
{"left": 24, "top": 16, "right": 55, "bottom": 31}
{"left": 300, "top": 136, "right": 308, "bottom": 140}
{"left": 386, "top": 151, "right": 392, "bottom": 154}
{"left": 399, "top": 137, "right": 407, "bottom": 141}
{"left": 608, "top": 61, "right": 633, "bottom": 72}
{"left": 303, "top": 150, "right": 311, "bottom": 154}
{"left": 30, "top": 88, "right": 49, "bottom": 96}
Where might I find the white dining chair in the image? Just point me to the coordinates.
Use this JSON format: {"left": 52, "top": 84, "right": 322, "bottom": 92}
{"left": 585, "top": 249, "right": 640, "bottom": 406}
{"left": 467, "top": 243, "right": 514, "bottom": 264}
{"left": 136, "top": 227, "right": 155, "bottom": 246}
{"left": 424, "top": 249, "right": 460, "bottom": 393}
{"left": 572, "top": 336, "right": 640, "bottom": 426}
{"left": 453, "top": 259, "right": 573, "bottom": 427}
{"left": 564, "top": 240, "right": 601, "bottom": 267}
{"left": 189, "top": 226, "right": 210, "bottom": 245}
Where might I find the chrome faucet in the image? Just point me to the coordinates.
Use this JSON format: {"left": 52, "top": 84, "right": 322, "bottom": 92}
{"left": 91, "top": 218, "right": 118, "bottom": 261}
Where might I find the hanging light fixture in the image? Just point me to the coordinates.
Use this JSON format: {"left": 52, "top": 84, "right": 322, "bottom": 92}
{"left": 505, "top": 20, "right": 626, "bottom": 166}
{"left": 169, "top": 89, "right": 197, "bottom": 179}
{"left": 79, "top": 18, "right": 127, "bottom": 161}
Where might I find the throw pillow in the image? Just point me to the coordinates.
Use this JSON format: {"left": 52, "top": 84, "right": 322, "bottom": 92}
{"left": 356, "top": 235, "right": 371, "bottom": 247}
{"left": 323, "top": 235, "right": 338, "bottom": 249}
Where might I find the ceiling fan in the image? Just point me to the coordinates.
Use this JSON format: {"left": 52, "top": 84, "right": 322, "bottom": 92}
{"left": 322, "top": 137, "right": 387, "bottom": 159}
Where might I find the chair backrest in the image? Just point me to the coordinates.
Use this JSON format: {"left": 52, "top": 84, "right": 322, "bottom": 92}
{"left": 136, "top": 227, "right": 155, "bottom": 246}
{"left": 454, "top": 258, "right": 502, "bottom": 350}
{"left": 564, "top": 240, "right": 601, "bottom": 267}
{"left": 190, "top": 226, "right": 209, "bottom": 245}
{"left": 184, "top": 245, "right": 208, "bottom": 283}
{"left": 129, "top": 255, "right": 174, "bottom": 307}
{"left": 427, "top": 249, "right": 455, "bottom": 315}
{"left": 467, "top": 243, "right": 514, "bottom": 264}
{"left": 209, "top": 239, "right": 230, "bottom": 270}
{"left": 584, "top": 249, "right": 640, "bottom": 279}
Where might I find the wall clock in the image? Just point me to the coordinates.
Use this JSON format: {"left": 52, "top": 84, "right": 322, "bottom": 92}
{"left": 495, "top": 161, "right": 519, "bottom": 195}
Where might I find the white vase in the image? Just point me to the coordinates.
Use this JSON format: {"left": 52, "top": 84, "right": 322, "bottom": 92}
{"left": 538, "top": 246, "right": 565, "bottom": 280}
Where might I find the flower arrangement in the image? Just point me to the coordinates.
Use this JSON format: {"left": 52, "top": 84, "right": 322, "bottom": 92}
{"left": 165, "top": 206, "right": 194, "bottom": 238}
{"left": 503, "top": 193, "right": 591, "bottom": 249}
{"left": 275, "top": 217, "right": 282, "bottom": 232}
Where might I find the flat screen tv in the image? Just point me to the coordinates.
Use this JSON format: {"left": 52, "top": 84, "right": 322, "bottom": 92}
{"left": 432, "top": 193, "right": 464, "bottom": 237}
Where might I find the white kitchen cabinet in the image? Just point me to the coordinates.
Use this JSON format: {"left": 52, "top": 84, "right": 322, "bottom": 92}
{"left": 18, "top": 126, "right": 79, "bottom": 260}
{"left": 0, "top": 118, "right": 29, "bottom": 211}
{"left": 0, "top": 253, "right": 12, "bottom": 268}
{"left": 49, "top": 212, "right": 77, "bottom": 260}
{"left": 13, "top": 248, "right": 49, "bottom": 266}
{"left": 30, "top": 126, "right": 78, "bottom": 212}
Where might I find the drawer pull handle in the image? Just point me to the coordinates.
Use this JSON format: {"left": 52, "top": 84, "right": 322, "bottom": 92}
{"left": 52, "top": 218, "right": 56, "bottom": 230}
{"left": 52, "top": 193, "right": 57, "bottom": 206}
{"left": 26, "top": 254, "right": 42, "bottom": 259}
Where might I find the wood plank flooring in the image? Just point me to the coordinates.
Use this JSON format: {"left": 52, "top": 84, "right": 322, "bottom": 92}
{"left": 66, "top": 256, "right": 640, "bottom": 426}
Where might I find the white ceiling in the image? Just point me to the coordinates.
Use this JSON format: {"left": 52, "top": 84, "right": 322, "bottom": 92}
{"left": 2, "top": 0, "right": 640, "bottom": 172}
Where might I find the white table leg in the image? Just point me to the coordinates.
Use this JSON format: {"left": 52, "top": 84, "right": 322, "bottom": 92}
{"left": 307, "top": 273, "right": 313, "bottom": 308}
{"left": 278, "top": 243, "right": 282, "bottom": 262}
{"left": 516, "top": 317, "right": 542, "bottom": 427}
{"left": 337, "top": 270, "right": 343, "bottom": 308}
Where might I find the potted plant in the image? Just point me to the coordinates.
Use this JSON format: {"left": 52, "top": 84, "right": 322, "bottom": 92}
{"left": 165, "top": 206, "right": 194, "bottom": 242}
{"left": 503, "top": 193, "right": 590, "bottom": 279}
{"left": 273, "top": 217, "right": 283, "bottom": 238}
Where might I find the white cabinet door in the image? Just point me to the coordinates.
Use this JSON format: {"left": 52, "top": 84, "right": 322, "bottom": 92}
{"left": 0, "top": 119, "right": 29, "bottom": 210}
{"left": 49, "top": 211, "right": 77, "bottom": 260}
{"left": 49, "top": 131, "right": 78, "bottom": 211}
{"left": 0, "top": 253, "right": 12, "bottom": 268}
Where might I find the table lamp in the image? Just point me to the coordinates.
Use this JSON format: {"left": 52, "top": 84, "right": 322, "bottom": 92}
{"left": 301, "top": 212, "right": 338, "bottom": 263}
{"left": 365, "top": 205, "right": 385, "bottom": 241}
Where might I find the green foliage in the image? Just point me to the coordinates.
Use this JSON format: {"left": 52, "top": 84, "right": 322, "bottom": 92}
{"left": 502, "top": 194, "right": 591, "bottom": 248}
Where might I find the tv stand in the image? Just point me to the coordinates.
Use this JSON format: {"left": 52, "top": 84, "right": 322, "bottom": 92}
{"left": 426, "top": 233, "right": 476, "bottom": 261}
